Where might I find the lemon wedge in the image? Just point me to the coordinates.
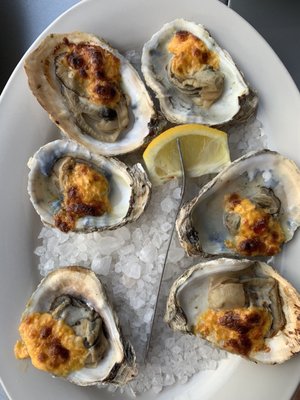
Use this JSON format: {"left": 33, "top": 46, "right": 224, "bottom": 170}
{"left": 143, "top": 124, "right": 231, "bottom": 185}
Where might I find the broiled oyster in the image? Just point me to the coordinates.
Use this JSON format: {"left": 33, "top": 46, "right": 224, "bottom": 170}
{"left": 25, "top": 32, "right": 158, "bottom": 156}
{"left": 14, "top": 266, "right": 137, "bottom": 385}
{"left": 142, "top": 19, "right": 258, "bottom": 126}
{"left": 28, "top": 140, "right": 151, "bottom": 232}
{"left": 177, "top": 150, "right": 300, "bottom": 257}
{"left": 165, "top": 258, "right": 300, "bottom": 364}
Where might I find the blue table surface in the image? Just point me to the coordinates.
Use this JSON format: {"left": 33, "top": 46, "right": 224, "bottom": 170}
{"left": 0, "top": 0, "right": 299, "bottom": 399}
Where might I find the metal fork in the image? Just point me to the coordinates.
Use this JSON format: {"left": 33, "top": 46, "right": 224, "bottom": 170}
{"left": 143, "top": 138, "right": 186, "bottom": 362}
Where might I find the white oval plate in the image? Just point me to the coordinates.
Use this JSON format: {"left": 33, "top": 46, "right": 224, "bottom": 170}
{"left": 0, "top": 0, "right": 299, "bottom": 399}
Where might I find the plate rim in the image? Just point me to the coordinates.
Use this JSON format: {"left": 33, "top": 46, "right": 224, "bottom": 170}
{"left": 0, "top": 1, "right": 299, "bottom": 399}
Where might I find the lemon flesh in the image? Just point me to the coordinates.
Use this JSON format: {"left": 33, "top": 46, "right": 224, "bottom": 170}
{"left": 143, "top": 124, "right": 231, "bottom": 185}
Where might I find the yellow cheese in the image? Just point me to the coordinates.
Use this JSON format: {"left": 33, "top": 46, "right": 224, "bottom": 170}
{"left": 194, "top": 307, "right": 272, "bottom": 356}
{"left": 224, "top": 193, "right": 285, "bottom": 256}
{"left": 61, "top": 42, "right": 121, "bottom": 107}
{"left": 14, "top": 340, "right": 29, "bottom": 359}
{"left": 63, "top": 162, "right": 110, "bottom": 207}
{"left": 167, "top": 31, "right": 220, "bottom": 78}
{"left": 54, "top": 161, "right": 111, "bottom": 232}
{"left": 14, "top": 313, "right": 88, "bottom": 377}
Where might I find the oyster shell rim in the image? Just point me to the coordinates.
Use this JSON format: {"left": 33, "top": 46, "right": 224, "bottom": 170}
{"left": 27, "top": 139, "right": 152, "bottom": 233}
{"left": 164, "top": 258, "right": 300, "bottom": 364}
{"left": 141, "top": 18, "right": 258, "bottom": 127}
{"left": 24, "top": 31, "right": 158, "bottom": 156}
{"left": 20, "top": 265, "right": 137, "bottom": 386}
{"left": 176, "top": 149, "right": 300, "bottom": 258}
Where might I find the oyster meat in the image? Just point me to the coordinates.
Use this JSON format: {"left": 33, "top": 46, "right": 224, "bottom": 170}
{"left": 14, "top": 266, "right": 137, "bottom": 385}
{"left": 165, "top": 258, "right": 300, "bottom": 364}
{"left": 28, "top": 140, "right": 151, "bottom": 232}
{"left": 25, "top": 32, "right": 158, "bottom": 156}
{"left": 177, "top": 150, "right": 300, "bottom": 257}
{"left": 142, "top": 19, "right": 258, "bottom": 126}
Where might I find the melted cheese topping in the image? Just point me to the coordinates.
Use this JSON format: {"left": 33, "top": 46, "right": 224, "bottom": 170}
{"left": 167, "top": 31, "right": 220, "bottom": 78}
{"left": 14, "top": 313, "right": 88, "bottom": 376}
{"left": 194, "top": 307, "right": 272, "bottom": 356}
{"left": 54, "top": 161, "right": 111, "bottom": 233}
{"left": 59, "top": 40, "right": 121, "bottom": 107}
{"left": 224, "top": 193, "right": 285, "bottom": 256}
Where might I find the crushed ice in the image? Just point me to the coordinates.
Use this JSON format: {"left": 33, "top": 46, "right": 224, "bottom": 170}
{"left": 35, "top": 116, "right": 267, "bottom": 395}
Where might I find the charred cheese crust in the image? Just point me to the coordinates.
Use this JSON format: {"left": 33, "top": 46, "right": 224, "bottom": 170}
{"left": 167, "top": 31, "right": 220, "bottom": 78}
{"left": 194, "top": 307, "right": 272, "bottom": 356}
{"left": 224, "top": 193, "right": 285, "bottom": 256}
{"left": 54, "top": 161, "right": 111, "bottom": 233}
{"left": 14, "top": 313, "right": 88, "bottom": 376}
{"left": 57, "top": 38, "right": 121, "bottom": 107}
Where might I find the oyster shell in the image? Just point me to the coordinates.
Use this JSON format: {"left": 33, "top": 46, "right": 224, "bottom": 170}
{"left": 15, "top": 266, "right": 137, "bottom": 385}
{"left": 177, "top": 150, "right": 300, "bottom": 257}
{"left": 142, "top": 19, "right": 258, "bottom": 126}
{"left": 25, "top": 32, "right": 158, "bottom": 156}
{"left": 28, "top": 140, "right": 151, "bottom": 232}
{"left": 165, "top": 258, "right": 300, "bottom": 364}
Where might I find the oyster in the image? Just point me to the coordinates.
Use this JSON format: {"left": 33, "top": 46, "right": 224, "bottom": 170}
{"left": 28, "top": 140, "right": 151, "bottom": 232}
{"left": 177, "top": 150, "right": 300, "bottom": 257}
{"left": 25, "top": 32, "right": 157, "bottom": 156}
{"left": 165, "top": 258, "right": 300, "bottom": 364}
{"left": 142, "top": 19, "right": 258, "bottom": 126}
{"left": 14, "top": 266, "right": 137, "bottom": 385}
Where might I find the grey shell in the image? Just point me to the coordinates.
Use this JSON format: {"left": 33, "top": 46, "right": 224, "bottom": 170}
{"left": 176, "top": 149, "right": 300, "bottom": 257}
